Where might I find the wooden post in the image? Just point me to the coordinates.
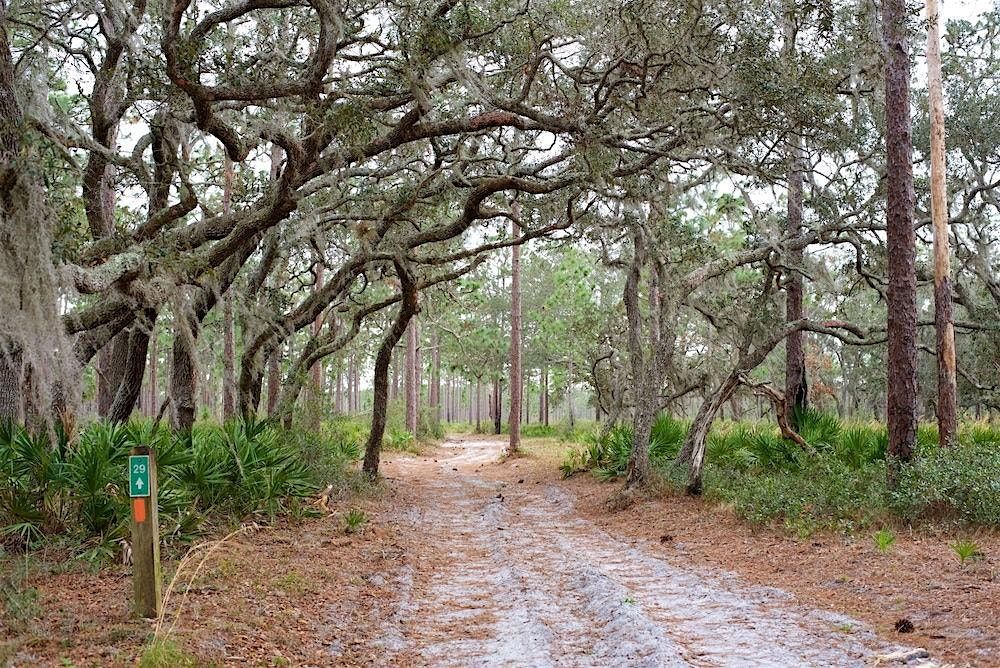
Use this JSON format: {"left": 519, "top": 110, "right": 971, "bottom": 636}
{"left": 129, "top": 445, "right": 162, "bottom": 618}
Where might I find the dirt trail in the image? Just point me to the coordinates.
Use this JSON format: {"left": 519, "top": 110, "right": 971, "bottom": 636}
{"left": 378, "top": 437, "right": 927, "bottom": 667}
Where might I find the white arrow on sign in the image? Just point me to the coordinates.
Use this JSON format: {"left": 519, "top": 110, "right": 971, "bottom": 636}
{"left": 136, "top": 478, "right": 144, "bottom": 490}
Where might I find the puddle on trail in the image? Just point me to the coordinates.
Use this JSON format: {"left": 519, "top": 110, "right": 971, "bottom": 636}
{"left": 382, "top": 439, "right": 927, "bottom": 667}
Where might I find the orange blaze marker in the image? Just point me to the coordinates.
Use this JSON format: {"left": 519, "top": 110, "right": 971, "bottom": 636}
{"left": 133, "top": 497, "right": 147, "bottom": 523}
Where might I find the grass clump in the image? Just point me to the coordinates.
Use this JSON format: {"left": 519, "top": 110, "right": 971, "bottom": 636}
{"left": 0, "top": 558, "right": 41, "bottom": 632}
{"left": 950, "top": 539, "right": 983, "bottom": 565}
{"left": 873, "top": 528, "right": 896, "bottom": 553}
{"left": 138, "top": 639, "right": 198, "bottom": 668}
{"left": 342, "top": 508, "right": 368, "bottom": 534}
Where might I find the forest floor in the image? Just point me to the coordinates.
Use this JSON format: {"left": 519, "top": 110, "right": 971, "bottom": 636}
{"left": 3, "top": 435, "right": 998, "bottom": 667}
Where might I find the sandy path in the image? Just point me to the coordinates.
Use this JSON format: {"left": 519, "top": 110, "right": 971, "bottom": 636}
{"left": 379, "top": 438, "right": 926, "bottom": 668}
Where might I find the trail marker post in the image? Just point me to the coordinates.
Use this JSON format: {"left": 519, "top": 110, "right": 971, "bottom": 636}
{"left": 129, "top": 445, "right": 161, "bottom": 618}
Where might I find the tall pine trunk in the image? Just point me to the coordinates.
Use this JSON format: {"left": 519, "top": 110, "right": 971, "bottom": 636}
{"left": 883, "top": 0, "right": 918, "bottom": 484}
{"left": 507, "top": 217, "right": 522, "bottom": 456}
{"left": 405, "top": 318, "right": 418, "bottom": 435}
{"left": 430, "top": 329, "right": 441, "bottom": 425}
{"left": 476, "top": 376, "right": 482, "bottom": 432}
{"left": 926, "top": 0, "right": 957, "bottom": 447}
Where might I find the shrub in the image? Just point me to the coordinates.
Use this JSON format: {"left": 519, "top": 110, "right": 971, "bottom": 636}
{"left": 889, "top": 442, "right": 1000, "bottom": 525}
{"left": 0, "top": 418, "right": 354, "bottom": 559}
{"left": 795, "top": 408, "right": 841, "bottom": 450}
{"left": 561, "top": 414, "right": 687, "bottom": 479}
{"left": 834, "top": 423, "right": 886, "bottom": 469}
{"left": 705, "top": 457, "right": 889, "bottom": 534}
{"left": 558, "top": 412, "right": 1000, "bottom": 533}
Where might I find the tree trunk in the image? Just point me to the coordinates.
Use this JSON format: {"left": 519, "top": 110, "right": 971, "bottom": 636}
{"left": 351, "top": 353, "right": 359, "bottom": 412}
{"left": 493, "top": 379, "right": 502, "bottom": 434}
{"left": 107, "top": 310, "right": 157, "bottom": 424}
{"left": 476, "top": 376, "right": 482, "bottom": 432}
{"left": 265, "top": 348, "right": 281, "bottom": 416}
{"left": 170, "top": 315, "right": 198, "bottom": 431}
{"left": 926, "top": 0, "right": 957, "bottom": 447}
{"left": 98, "top": 338, "right": 130, "bottom": 417}
{"left": 784, "top": 144, "right": 808, "bottom": 425}
{"left": 430, "top": 329, "right": 441, "bottom": 425}
{"left": 405, "top": 317, "right": 418, "bottom": 435}
{"left": 627, "top": 389, "right": 656, "bottom": 487}
{"left": 146, "top": 328, "right": 158, "bottom": 417}
{"left": 444, "top": 374, "right": 451, "bottom": 423}
{"left": 415, "top": 320, "right": 422, "bottom": 410}
{"left": 335, "top": 359, "right": 344, "bottom": 413}
{"left": 0, "top": 346, "right": 22, "bottom": 424}
{"left": 680, "top": 373, "right": 741, "bottom": 495}
{"left": 307, "top": 261, "right": 325, "bottom": 428}
{"left": 526, "top": 377, "right": 531, "bottom": 425}
{"left": 507, "top": 217, "right": 523, "bottom": 455}
{"left": 883, "top": 0, "right": 919, "bottom": 484}
{"left": 567, "top": 360, "right": 575, "bottom": 428}
{"left": 362, "top": 262, "right": 419, "bottom": 477}
{"left": 623, "top": 239, "right": 653, "bottom": 488}
{"left": 783, "top": 1, "right": 808, "bottom": 429}
{"left": 222, "top": 294, "right": 237, "bottom": 420}
{"left": 391, "top": 351, "right": 399, "bottom": 401}
{"left": 542, "top": 365, "right": 549, "bottom": 426}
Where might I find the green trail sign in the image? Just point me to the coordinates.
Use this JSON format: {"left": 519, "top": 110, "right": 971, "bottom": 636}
{"left": 129, "top": 455, "right": 151, "bottom": 497}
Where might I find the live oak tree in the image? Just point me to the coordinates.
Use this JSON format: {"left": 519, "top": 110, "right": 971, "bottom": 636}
{"left": 5, "top": 0, "right": 1000, "bottom": 496}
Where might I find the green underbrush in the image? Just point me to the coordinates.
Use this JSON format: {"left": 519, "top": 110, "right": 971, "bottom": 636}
{"left": 562, "top": 410, "right": 1000, "bottom": 533}
{"left": 0, "top": 417, "right": 365, "bottom": 563}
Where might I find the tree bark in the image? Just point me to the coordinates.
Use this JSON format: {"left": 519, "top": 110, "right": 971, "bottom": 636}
{"left": 266, "top": 348, "right": 281, "bottom": 416}
{"left": 307, "top": 261, "right": 326, "bottom": 427}
{"left": 926, "top": 0, "right": 958, "bottom": 447}
{"left": 782, "top": 0, "right": 808, "bottom": 430}
{"left": 335, "top": 359, "right": 344, "bottom": 413}
{"left": 492, "top": 379, "right": 501, "bottom": 434}
{"left": 391, "top": 351, "right": 399, "bottom": 401}
{"left": 146, "top": 327, "right": 158, "bottom": 418}
{"left": 542, "top": 365, "right": 549, "bottom": 426}
{"left": 362, "top": 261, "right": 419, "bottom": 478}
{"left": 623, "top": 237, "right": 652, "bottom": 488}
{"left": 475, "top": 376, "right": 482, "bottom": 432}
{"left": 507, "top": 216, "right": 523, "bottom": 456}
{"left": 681, "top": 373, "right": 741, "bottom": 495}
{"left": 176, "top": 236, "right": 262, "bottom": 429}
{"left": 98, "top": 338, "right": 130, "bottom": 417}
{"left": 107, "top": 310, "right": 157, "bottom": 423}
{"left": 221, "top": 159, "right": 237, "bottom": 421}
{"left": 883, "top": 0, "right": 919, "bottom": 483}
{"left": 783, "top": 150, "right": 807, "bottom": 424}
{"left": 0, "top": 346, "right": 22, "bottom": 424}
{"left": 430, "top": 328, "right": 441, "bottom": 425}
{"left": 405, "top": 317, "right": 418, "bottom": 435}
{"left": 567, "top": 359, "right": 575, "bottom": 428}
{"left": 351, "top": 353, "right": 361, "bottom": 413}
